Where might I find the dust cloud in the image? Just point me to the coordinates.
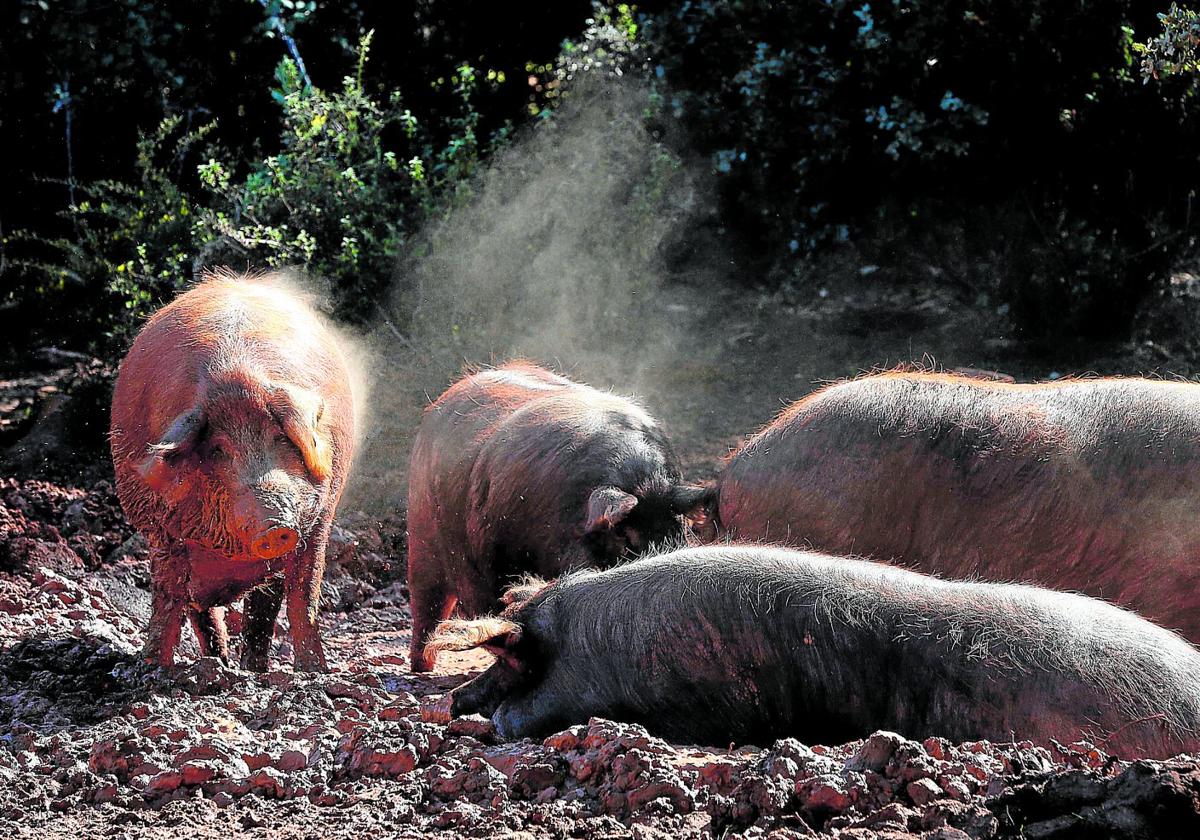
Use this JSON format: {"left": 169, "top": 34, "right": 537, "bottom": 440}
{"left": 342, "top": 78, "right": 719, "bottom": 512}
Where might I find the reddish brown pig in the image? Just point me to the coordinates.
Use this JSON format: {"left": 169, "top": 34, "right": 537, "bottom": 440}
{"left": 407, "top": 362, "right": 708, "bottom": 672}
{"left": 110, "top": 272, "right": 355, "bottom": 671}
{"left": 715, "top": 372, "right": 1200, "bottom": 642}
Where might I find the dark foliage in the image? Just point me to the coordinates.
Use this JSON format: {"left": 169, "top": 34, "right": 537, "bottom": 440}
{"left": 642, "top": 0, "right": 1200, "bottom": 336}
{"left": 3, "top": 1, "right": 1200, "bottom": 349}
{"left": 0, "top": 0, "right": 591, "bottom": 350}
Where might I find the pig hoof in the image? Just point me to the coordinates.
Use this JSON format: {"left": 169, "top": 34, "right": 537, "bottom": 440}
{"left": 292, "top": 654, "right": 327, "bottom": 673}
{"left": 421, "top": 694, "right": 453, "bottom": 724}
{"left": 240, "top": 652, "right": 269, "bottom": 673}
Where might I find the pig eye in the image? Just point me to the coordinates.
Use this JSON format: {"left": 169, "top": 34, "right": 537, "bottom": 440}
{"left": 208, "top": 443, "right": 229, "bottom": 462}
{"left": 273, "top": 431, "right": 305, "bottom": 459}
{"left": 623, "top": 527, "right": 644, "bottom": 552}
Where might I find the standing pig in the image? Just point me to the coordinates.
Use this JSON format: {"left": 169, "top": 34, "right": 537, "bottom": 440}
{"left": 407, "top": 362, "right": 708, "bottom": 671}
{"left": 110, "top": 272, "right": 355, "bottom": 671}
{"left": 429, "top": 545, "right": 1200, "bottom": 758}
{"left": 715, "top": 372, "right": 1200, "bottom": 642}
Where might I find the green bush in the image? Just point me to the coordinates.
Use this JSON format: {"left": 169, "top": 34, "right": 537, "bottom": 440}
{"left": 1139, "top": 3, "right": 1200, "bottom": 80}
{"left": 195, "top": 32, "right": 505, "bottom": 322}
{"left": 0, "top": 2, "right": 592, "bottom": 351}
{"left": 8, "top": 33, "right": 507, "bottom": 346}
{"left": 9, "top": 1, "right": 1198, "bottom": 347}
{"left": 5, "top": 117, "right": 211, "bottom": 347}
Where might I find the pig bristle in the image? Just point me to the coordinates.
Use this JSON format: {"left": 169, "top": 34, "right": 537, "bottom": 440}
{"left": 425, "top": 616, "right": 520, "bottom": 657}
{"left": 501, "top": 575, "right": 550, "bottom": 607}
{"left": 201, "top": 266, "right": 272, "bottom": 284}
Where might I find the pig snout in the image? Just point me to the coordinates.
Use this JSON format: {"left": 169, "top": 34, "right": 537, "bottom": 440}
{"left": 252, "top": 526, "right": 300, "bottom": 559}
{"left": 232, "top": 474, "right": 312, "bottom": 559}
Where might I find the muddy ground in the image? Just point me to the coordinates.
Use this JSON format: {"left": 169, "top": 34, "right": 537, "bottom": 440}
{"left": 4, "top": 271, "right": 1200, "bottom": 838}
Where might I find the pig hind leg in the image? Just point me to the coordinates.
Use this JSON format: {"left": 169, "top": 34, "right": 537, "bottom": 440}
{"left": 189, "top": 606, "right": 230, "bottom": 661}
{"left": 415, "top": 561, "right": 501, "bottom": 672}
{"left": 240, "top": 578, "right": 284, "bottom": 672}
{"left": 454, "top": 575, "right": 502, "bottom": 618}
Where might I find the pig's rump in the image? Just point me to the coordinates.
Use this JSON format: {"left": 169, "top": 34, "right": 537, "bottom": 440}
{"left": 716, "top": 373, "right": 1200, "bottom": 642}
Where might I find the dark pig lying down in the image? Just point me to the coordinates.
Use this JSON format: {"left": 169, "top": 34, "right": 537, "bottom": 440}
{"left": 429, "top": 546, "right": 1200, "bottom": 758}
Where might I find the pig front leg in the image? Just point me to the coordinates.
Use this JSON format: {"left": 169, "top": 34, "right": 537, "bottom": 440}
{"left": 423, "top": 662, "right": 526, "bottom": 724}
{"left": 448, "top": 666, "right": 515, "bottom": 718}
{"left": 144, "top": 543, "right": 189, "bottom": 667}
{"left": 487, "top": 665, "right": 584, "bottom": 741}
{"left": 285, "top": 525, "right": 329, "bottom": 672}
{"left": 491, "top": 689, "right": 576, "bottom": 741}
{"left": 407, "top": 532, "right": 463, "bottom": 672}
{"left": 240, "top": 578, "right": 284, "bottom": 672}
{"left": 408, "top": 578, "right": 457, "bottom": 672}
{"left": 189, "top": 606, "right": 230, "bottom": 661}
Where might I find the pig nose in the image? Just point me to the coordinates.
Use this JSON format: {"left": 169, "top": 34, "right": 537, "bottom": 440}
{"left": 251, "top": 526, "right": 299, "bottom": 559}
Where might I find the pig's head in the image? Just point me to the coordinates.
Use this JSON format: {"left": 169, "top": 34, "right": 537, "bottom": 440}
{"left": 579, "top": 481, "right": 715, "bottom": 562}
{"left": 427, "top": 576, "right": 642, "bottom": 739}
{"left": 425, "top": 583, "right": 570, "bottom": 738}
{"left": 137, "top": 372, "right": 331, "bottom": 560}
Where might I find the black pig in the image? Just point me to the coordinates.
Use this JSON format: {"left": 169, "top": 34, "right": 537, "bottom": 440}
{"left": 429, "top": 546, "right": 1200, "bottom": 758}
{"left": 406, "top": 362, "right": 707, "bottom": 671}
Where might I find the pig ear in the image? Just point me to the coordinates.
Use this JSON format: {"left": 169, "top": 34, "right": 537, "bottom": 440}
{"left": 670, "top": 482, "right": 717, "bottom": 522}
{"left": 584, "top": 486, "right": 638, "bottom": 534}
{"left": 139, "top": 407, "right": 206, "bottom": 493}
{"left": 669, "top": 482, "right": 716, "bottom": 514}
{"left": 425, "top": 617, "right": 524, "bottom": 669}
{"left": 672, "top": 482, "right": 719, "bottom": 542}
{"left": 270, "top": 384, "right": 332, "bottom": 482}
{"left": 502, "top": 575, "right": 549, "bottom": 608}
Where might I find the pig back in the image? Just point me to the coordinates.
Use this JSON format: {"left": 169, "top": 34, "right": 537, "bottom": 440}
{"left": 409, "top": 364, "right": 678, "bottom": 560}
{"left": 539, "top": 547, "right": 1200, "bottom": 754}
{"left": 466, "top": 388, "right": 680, "bottom": 572}
{"left": 716, "top": 373, "right": 1200, "bottom": 639}
{"left": 407, "top": 364, "right": 577, "bottom": 554}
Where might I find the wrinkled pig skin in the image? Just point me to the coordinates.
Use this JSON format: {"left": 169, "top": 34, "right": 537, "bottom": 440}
{"left": 434, "top": 545, "right": 1200, "bottom": 759}
{"left": 110, "top": 272, "right": 355, "bottom": 672}
{"left": 407, "top": 361, "right": 707, "bottom": 672}
{"left": 715, "top": 372, "right": 1200, "bottom": 643}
